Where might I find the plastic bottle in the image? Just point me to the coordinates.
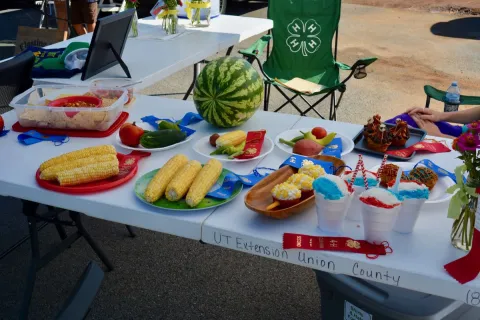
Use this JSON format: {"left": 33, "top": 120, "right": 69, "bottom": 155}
{"left": 444, "top": 81, "right": 461, "bottom": 112}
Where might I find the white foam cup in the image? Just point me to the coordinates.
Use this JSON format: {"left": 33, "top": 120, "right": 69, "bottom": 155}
{"left": 315, "top": 192, "right": 353, "bottom": 235}
{"left": 361, "top": 202, "right": 402, "bottom": 244}
{"left": 393, "top": 198, "right": 426, "bottom": 234}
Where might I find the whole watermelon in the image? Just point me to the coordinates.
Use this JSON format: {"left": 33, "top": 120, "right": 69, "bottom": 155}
{"left": 193, "top": 57, "right": 264, "bottom": 128}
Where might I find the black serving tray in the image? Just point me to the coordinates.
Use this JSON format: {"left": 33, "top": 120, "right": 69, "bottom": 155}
{"left": 352, "top": 124, "right": 427, "bottom": 161}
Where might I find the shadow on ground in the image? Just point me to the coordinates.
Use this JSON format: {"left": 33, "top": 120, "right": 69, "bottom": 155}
{"left": 431, "top": 17, "right": 480, "bottom": 40}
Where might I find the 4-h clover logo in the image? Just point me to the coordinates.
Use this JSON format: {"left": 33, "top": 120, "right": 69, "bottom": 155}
{"left": 286, "top": 19, "right": 322, "bottom": 57}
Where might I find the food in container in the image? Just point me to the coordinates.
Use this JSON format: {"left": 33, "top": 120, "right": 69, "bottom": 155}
{"left": 10, "top": 85, "right": 127, "bottom": 131}
{"left": 90, "top": 78, "right": 136, "bottom": 105}
{"left": 266, "top": 182, "right": 302, "bottom": 210}
{"left": 378, "top": 163, "right": 408, "bottom": 188}
{"left": 359, "top": 188, "right": 403, "bottom": 243}
{"left": 313, "top": 174, "right": 354, "bottom": 234}
{"left": 298, "top": 159, "right": 326, "bottom": 179}
{"left": 286, "top": 173, "right": 314, "bottom": 198}
{"left": 343, "top": 170, "right": 378, "bottom": 221}
{"left": 408, "top": 166, "right": 438, "bottom": 191}
{"left": 388, "top": 180, "right": 429, "bottom": 233}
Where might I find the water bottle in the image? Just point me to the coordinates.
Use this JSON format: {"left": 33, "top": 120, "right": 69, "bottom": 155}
{"left": 444, "top": 81, "right": 461, "bottom": 112}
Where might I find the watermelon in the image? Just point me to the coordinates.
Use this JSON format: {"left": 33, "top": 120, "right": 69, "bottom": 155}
{"left": 193, "top": 57, "right": 264, "bottom": 128}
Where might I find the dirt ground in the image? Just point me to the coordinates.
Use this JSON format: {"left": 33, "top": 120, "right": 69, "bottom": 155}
{"left": 345, "top": 0, "right": 480, "bottom": 14}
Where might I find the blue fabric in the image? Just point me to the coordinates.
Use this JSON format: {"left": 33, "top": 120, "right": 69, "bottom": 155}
{"left": 403, "top": 159, "right": 463, "bottom": 184}
{"left": 322, "top": 137, "right": 342, "bottom": 158}
{"left": 280, "top": 155, "right": 335, "bottom": 174}
{"left": 141, "top": 115, "right": 196, "bottom": 137}
{"left": 20, "top": 46, "right": 82, "bottom": 79}
{"left": 17, "top": 130, "right": 69, "bottom": 146}
{"left": 386, "top": 113, "right": 463, "bottom": 137}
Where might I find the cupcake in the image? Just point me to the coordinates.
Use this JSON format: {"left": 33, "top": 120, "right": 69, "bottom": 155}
{"left": 365, "top": 124, "right": 392, "bottom": 153}
{"left": 266, "top": 182, "right": 301, "bottom": 210}
{"left": 378, "top": 163, "right": 408, "bottom": 188}
{"left": 390, "top": 118, "right": 410, "bottom": 147}
{"left": 408, "top": 167, "right": 438, "bottom": 191}
{"left": 287, "top": 173, "right": 314, "bottom": 198}
{"left": 363, "top": 114, "right": 382, "bottom": 138}
{"left": 298, "top": 159, "right": 326, "bottom": 179}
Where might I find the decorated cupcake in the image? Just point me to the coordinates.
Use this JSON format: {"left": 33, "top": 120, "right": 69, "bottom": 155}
{"left": 287, "top": 173, "right": 314, "bottom": 198}
{"left": 364, "top": 114, "right": 382, "bottom": 138}
{"left": 390, "top": 118, "right": 410, "bottom": 147}
{"left": 379, "top": 163, "right": 408, "bottom": 188}
{"left": 365, "top": 124, "right": 392, "bottom": 153}
{"left": 408, "top": 167, "right": 438, "bottom": 191}
{"left": 266, "top": 182, "right": 301, "bottom": 210}
{"left": 298, "top": 159, "right": 326, "bottom": 179}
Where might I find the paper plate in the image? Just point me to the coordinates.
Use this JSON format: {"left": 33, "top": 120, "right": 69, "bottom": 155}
{"left": 274, "top": 128, "right": 354, "bottom": 157}
{"left": 369, "top": 162, "right": 455, "bottom": 205}
{"left": 193, "top": 135, "right": 274, "bottom": 162}
{"left": 134, "top": 168, "right": 243, "bottom": 211}
{"left": 115, "top": 121, "right": 194, "bottom": 152}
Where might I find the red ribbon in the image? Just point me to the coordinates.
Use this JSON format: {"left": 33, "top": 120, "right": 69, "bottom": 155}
{"left": 235, "top": 130, "right": 266, "bottom": 160}
{"left": 283, "top": 233, "right": 392, "bottom": 259}
{"left": 386, "top": 141, "right": 450, "bottom": 158}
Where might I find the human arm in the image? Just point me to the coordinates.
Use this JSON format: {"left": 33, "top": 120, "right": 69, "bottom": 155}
{"left": 411, "top": 115, "right": 455, "bottom": 139}
{"left": 407, "top": 106, "right": 480, "bottom": 124}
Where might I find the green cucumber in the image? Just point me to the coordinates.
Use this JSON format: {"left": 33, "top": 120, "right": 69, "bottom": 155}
{"left": 140, "top": 130, "right": 186, "bottom": 148}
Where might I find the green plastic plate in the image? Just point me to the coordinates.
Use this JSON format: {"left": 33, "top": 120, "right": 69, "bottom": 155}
{"left": 134, "top": 168, "right": 243, "bottom": 211}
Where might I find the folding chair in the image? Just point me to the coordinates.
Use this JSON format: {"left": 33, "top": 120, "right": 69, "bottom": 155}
{"left": 240, "top": 0, "right": 377, "bottom": 121}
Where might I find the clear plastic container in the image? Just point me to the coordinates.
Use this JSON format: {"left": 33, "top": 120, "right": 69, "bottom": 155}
{"left": 10, "top": 85, "right": 128, "bottom": 131}
{"left": 89, "top": 78, "right": 136, "bottom": 106}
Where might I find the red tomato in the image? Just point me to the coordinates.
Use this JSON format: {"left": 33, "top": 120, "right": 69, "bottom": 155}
{"left": 119, "top": 122, "right": 144, "bottom": 147}
{"left": 311, "top": 127, "right": 327, "bottom": 139}
{"left": 0, "top": 115, "right": 4, "bottom": 131}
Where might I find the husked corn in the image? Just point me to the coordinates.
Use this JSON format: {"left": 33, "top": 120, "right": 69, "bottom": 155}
{"left": 56, "top": 159, "right": 119, "bottom": 186}
{"left": 40, "top": 145, "right": 116, "bottom": 172}
{"left": 40, "top": 154, "right": 118, "bottom": 181}
{"left": 215, "top": 131, "right": 247, "bottom": 147}
{"left": 186, "top": 159, "right": 222, "bottom": 207}
{"left": 144, "top": 154, "right": 189, "bottom": 203}
{"left": 165, "top": 160, "right": 202, "bottom": 201}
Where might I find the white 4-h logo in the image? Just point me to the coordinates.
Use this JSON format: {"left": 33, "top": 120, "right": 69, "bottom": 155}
{"left": 286, "top": 18, "right": 321, "bottom": 57}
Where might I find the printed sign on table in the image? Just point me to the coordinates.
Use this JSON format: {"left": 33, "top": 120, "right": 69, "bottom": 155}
{"left": 344, "top": 301, "right": 372, "bottom": 320}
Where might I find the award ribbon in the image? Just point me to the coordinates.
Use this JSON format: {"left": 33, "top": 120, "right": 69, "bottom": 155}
{"left": 386, "top": 140, "right": 451, "bottom": 158}
{"left": 280, "top": 154, "right": 336, "bottom": 174}
{"left": 17, "top": 130, "right": 69, "bottom": 146}
{"left": 283, "top": 233, "right": 392, "bottom": 259}
{"left": 141, "top": 115, "right": 196, "bottom": 137}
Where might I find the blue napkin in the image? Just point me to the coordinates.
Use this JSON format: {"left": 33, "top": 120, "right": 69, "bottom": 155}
{"left": 403, "top": 159, "right": 463, "bottom": 184}
{"left": 280, "top": 155, "right": 335, "bottom": 174}
{"left": 0, "top": 130, "right": 9, "bottom": 137}
{"left": 322, "top": 137, "right": 342, "bottom": 158}
{"left": 18, "top": 130, "right": 69, "bottom": 146}
{"left": 141, "top": 115, "right": 196, "bottom": 137}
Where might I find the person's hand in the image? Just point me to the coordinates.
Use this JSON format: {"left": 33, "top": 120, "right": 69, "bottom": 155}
{"left": 411, "top": 114, "right": 450, "bottom": 138}
{"left": 406, "top": 107, "right": 445, "bottom": 122}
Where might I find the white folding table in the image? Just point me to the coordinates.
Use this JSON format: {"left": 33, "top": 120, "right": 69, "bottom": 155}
{"left": 32, "top": 15, "right": 273, "bottom": 95}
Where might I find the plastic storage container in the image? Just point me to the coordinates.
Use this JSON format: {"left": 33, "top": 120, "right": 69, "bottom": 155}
{"left": 90, "top": 78, "right": 136, "bottom": 106}
{"left": 315, "top": 270, "right": 480, "bottom": 319}
{"left": 10, "top": 85, "right": 128, "bottom": 131}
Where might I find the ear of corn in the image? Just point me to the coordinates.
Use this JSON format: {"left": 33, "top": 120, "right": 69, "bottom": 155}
{"left": 40, "top": 145, "right": 116, "bottom": 172}
{"left": 186, "top": 159, "right": 222, "bottom": 207}
{"left": 215, "top": 131, "right": 247, "bottom": 147}
{"left": 56, "top": 159, "right": 119, "bottom": 186}
{"left": 40, "top": 154, "right": 118, "bottom": 181}
{"left": 165, "top": 160, "right": 202, "bottom": 201}
{"left": 144, "top": 154, "right": 189, "bottom": 203}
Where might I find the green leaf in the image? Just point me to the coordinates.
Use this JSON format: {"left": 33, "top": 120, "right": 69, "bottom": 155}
{"left": 446, "top": 184, "right": 459, "bottom": 194}
{"left": 448, "top": 195, "right": 464, "bottom": 219}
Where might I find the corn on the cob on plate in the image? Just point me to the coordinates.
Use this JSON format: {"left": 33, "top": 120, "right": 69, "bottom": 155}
{"left": 165, "top": 160, "right": 202, "bottom": 201}
{"left": 215, "top": 131, "right": 246, "bottom": 147}
{"left": 56, "top": 158, "right": 119, "bottom": 186}
{"left": 186, "top": 159, "right": 222, "bottom": 207}
{"left": 40, "top": 154, "right": 118, "bottom": 181}
{"left": 144, "top": 154, "right": 189, "bottom": 203}
{"left": 39, "top": 145, "right": 116, "bottom": 172}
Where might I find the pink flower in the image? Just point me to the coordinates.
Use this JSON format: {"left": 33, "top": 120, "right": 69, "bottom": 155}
{"left": 467, "top": 121, "right": 480, "bottom": 134}
{"left": 457, "top": 132, "right": 480, "bottom": 152}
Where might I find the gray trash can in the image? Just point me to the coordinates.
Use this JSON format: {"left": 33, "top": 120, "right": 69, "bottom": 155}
{"left": 314, "top": 270, "right": 480, "bottom": 319}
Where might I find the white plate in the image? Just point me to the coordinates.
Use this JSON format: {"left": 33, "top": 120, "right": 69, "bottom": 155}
{"left": 274, "top": 128, "right": 354, "bottom": 157}
{"left": 369, "top": 162, "right": 455, "bottom": 205}
{"left": 115, "top": 121, "right": 194, "bottom": 152}
{"left": 193, "top": 135, "right": 274, "bottom": 162}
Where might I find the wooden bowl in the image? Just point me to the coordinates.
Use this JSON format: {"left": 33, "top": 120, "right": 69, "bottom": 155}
{"left": 244, "top": 155, "right": 346, "bottom": 219}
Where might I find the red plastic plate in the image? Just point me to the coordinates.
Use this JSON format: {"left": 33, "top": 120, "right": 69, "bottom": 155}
{"left": 36, "top": 151, "right": 150, "bottom": 194}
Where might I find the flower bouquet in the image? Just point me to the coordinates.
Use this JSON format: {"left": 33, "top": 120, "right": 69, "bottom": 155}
{"left": 186, "top": 0, "right": 211, "bottom": 27}
{"left": 125, "top": 0, "right": 139, "bottom": 37}
{"left": 448, "top": 121, "right": 480, "bottom": 251}
{"left": 153, "top": 0, "right": 183, "bottom": 34}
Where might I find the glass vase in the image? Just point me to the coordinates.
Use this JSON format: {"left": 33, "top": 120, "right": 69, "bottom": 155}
{"left": 129, "top": 10, "right": 139, "bottom": 38}
{"left": 188, "top": 0, "right": 211, "bottom": 27}
{"left": 451, "top": 179, "right": 478, "bottom": 251}
{"left": 162, "top": 10, "right": 179, "bottom": 34}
